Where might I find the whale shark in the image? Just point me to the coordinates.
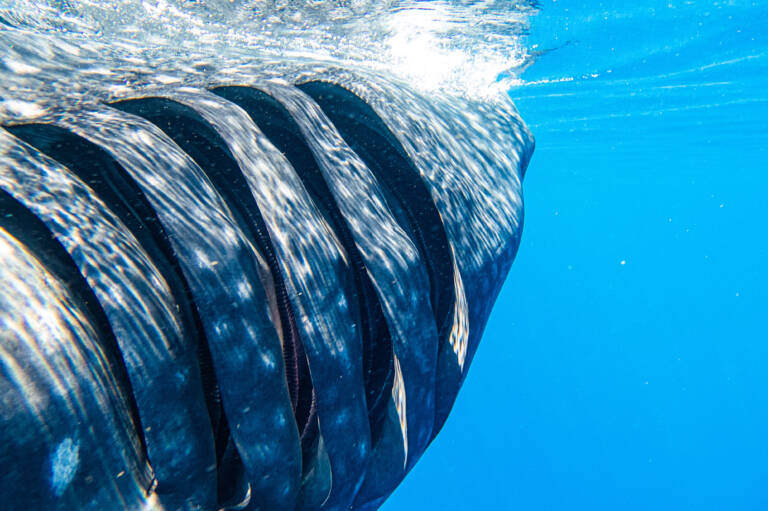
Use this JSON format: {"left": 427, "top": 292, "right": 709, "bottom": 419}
{"left": 0, "top": 2, "right": 534, "bottom": 506}
{"left": 0, "top": 64, "right": 533, "bottom": 510}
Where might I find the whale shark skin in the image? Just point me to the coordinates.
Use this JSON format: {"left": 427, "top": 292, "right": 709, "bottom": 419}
{"left": 0, "top": 64, "right": 533, "bottom": 511}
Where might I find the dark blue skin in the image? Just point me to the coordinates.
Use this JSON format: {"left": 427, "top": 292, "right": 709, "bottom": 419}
{"left": 0, "top": 70, "right": 533, "bottom": 511}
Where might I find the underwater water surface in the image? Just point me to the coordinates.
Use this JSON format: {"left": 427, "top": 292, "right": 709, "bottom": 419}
{"left": 385, "top": 1, "right": 768, "bottom": 510}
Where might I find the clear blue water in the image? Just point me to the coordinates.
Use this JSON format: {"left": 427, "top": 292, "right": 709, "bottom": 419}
{"left": 385, "top": 1, "right": 768, "bottom": 509}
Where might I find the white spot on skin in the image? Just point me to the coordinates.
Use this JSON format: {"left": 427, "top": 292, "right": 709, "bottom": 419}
{"left": 261, "top": 352, "right": 275, "bottom": 369}
{"left": 51, "top": 438, "right": 80, "bottom": 497}
{"left": 237, "top": 280, "right": 253, "bottom": 300}
{"left": 335, "top": 409, "right": 350, "bottom": 426}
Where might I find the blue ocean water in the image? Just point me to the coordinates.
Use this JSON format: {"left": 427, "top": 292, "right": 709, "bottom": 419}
{"left": 385, "top": 1, "right": 768, "bottom": 510}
